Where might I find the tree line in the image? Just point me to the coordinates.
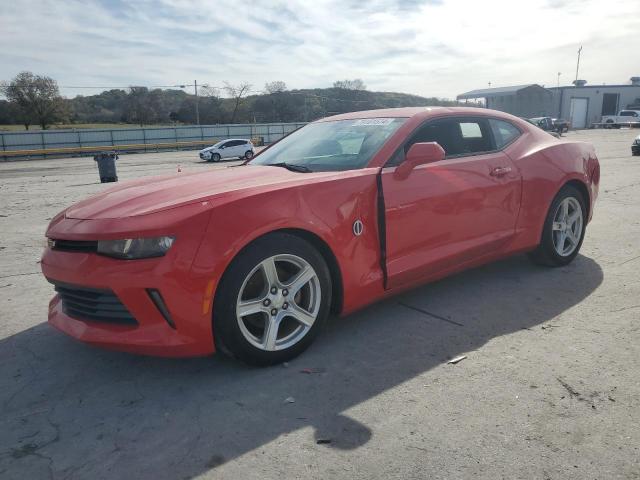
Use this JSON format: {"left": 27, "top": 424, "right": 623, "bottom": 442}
{"left": 0, "top": 72, "right": 460, "bottom": 130}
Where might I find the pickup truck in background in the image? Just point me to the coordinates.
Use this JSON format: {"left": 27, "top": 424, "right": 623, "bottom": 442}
{"left": 601, "top": 110, "right": 640, "bottom": 128}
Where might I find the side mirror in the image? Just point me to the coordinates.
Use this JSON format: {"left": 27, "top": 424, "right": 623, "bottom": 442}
{"left": 394, "top": 142, "right": 445, "bottom": 179}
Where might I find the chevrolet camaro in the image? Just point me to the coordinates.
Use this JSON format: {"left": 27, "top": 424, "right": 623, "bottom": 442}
{"left": 41, "top": 107, "right": 600, "bottom": 365}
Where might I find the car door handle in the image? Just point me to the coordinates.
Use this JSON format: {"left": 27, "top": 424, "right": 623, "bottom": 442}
{"left": 490, "top": 166, "right": 512, "bottom": 177}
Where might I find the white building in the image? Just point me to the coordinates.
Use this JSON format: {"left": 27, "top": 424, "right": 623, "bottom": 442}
{"left": 458, "top": 77, "right": 640, "bottom": 128}
{"left": 548, "top": 78, "right": 640, "bottom": 128}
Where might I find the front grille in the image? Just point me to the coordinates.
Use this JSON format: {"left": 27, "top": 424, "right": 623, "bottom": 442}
{"left": 51, "top": 281, "right": 137, "bottom": 326}
{"left": 50, "top": 239, "right": 98, "bottom": 253}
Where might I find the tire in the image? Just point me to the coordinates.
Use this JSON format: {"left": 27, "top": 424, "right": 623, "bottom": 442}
{"left": 244, "top": 150, "right": 254, "bottom": 160}
{"left": 528, "top": 184, "right": 587, "bottom": 267}
{"left": 211, "top": 153, "right": 221, "bottom": 162}
{"left": 213, "top": 233, "right": 332, "bottom": 366}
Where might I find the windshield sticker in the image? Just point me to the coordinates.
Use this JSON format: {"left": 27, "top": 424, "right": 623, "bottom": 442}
{"left": 352, "top": 118, "right": 394, "bottom": 126}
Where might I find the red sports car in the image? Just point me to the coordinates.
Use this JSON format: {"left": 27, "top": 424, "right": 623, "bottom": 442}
{"left": 41, "top": 107, "right": 600, "bottom": 365}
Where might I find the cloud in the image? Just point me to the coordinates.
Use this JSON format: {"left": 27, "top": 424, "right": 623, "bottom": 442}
{"left": 1, "top": 0, "right": 639, "bottom": 99}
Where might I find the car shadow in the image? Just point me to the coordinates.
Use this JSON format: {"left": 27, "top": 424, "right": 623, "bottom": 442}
{"left": 194, "top": 159, "right": 245, "bottom": 165}
{"left": 0, "top": 254, "right": 603, "bottom": 479}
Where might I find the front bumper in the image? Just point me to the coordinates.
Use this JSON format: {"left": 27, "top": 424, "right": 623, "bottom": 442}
{"left": 199, "top": 151, "right": 212, "bottom": 160}
{"left": 42, "top": 250, "right": 214, "bottom": 357}
{"left": 41, "top": 209, "right": 216, "bottom": 357}
{"left": 632, "top": 144, "right": 640, "bottom": 155}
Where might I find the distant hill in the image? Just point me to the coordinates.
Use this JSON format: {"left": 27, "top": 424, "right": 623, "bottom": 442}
{"left": 0, "top": 86, "right": 460, "bottom": 128}
{"left": 65, "top": 87, "right": 458, "bottom": 126}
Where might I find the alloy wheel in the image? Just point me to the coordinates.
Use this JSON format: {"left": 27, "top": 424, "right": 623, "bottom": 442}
{"left": 552, "top": 197, "right": 583, "bottom": 256}
{"left": 236, "top": 254, "right": 321, "bottom": 351}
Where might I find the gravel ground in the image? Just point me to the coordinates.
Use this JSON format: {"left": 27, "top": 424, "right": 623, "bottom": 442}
{"left": 0, "top": 131, "right": 638, "bottom": 480}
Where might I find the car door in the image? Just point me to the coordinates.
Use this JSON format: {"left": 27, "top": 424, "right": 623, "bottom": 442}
{"left": 216, "top": 141, "right": 231, "bottom": 158}
{"left": 235, "top": 140, "right": 249, "bottom": 157}
{"left": 381, "top": 116, "right": 522, "bottom": 289}
{"left": 220, "top": 140, "right": 238, "bottom": 159}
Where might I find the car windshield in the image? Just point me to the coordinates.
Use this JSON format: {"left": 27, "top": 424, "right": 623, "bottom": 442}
{"left": 249, "top": 118, "right": 406, "bottom": 172}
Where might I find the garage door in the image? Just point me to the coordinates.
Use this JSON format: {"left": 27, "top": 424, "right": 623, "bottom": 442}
{"left": 570, "top": 98, "right": 588, "bottom": 129}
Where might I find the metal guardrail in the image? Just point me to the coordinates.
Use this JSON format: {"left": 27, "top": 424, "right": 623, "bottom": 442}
{"left": 0, "top": 122, "right": 307, "bottom": 160}
{"left": 0, "top": 140, "right": 217, "bottom": 158}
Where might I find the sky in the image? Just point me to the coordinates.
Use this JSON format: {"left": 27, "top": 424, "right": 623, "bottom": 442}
{"left": 1, "top": 0, "right": 639, "bottom": 100}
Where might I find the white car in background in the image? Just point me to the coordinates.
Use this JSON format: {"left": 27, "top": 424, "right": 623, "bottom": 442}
{"left": 199, "top": 139, "right": 255, "bottom": 162}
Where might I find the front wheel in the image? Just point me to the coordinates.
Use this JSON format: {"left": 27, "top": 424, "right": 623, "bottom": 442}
{"left": 213, "top": 233, "right": 332, "bottom": 366}
{"left": 244, "top": 150, "right": 254, "bottom": 160}
{"left": 211, "top": 153, "right": 221, "bottom": 162}
{"left": 528, "top": 185, "right": 587, "bottom": 267}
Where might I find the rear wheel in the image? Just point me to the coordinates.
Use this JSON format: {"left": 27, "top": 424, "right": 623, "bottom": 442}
{"left": 213, "top": 233, "right": 332, "bottom": 366}
{"left": 528, "top": 185, "right": 587, "bottom": 267}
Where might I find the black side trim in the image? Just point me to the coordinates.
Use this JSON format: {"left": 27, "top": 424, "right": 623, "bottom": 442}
{"left": 376, "top": 170, "right": 388, "bottom": 290}
{"left": 147, "top": 289, "right": 176, "bottom": 329}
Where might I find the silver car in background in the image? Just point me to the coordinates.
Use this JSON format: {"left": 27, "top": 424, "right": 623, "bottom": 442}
{"left": 199, "top": 138, "right": 255, "bottom": 162}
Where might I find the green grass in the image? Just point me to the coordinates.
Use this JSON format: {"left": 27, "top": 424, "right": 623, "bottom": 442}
{"left": 0, "top": 123, "right": 179, "bottom": 132}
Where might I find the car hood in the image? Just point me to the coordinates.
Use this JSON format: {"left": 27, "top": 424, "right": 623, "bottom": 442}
{"left": 65, "top": 166, "right": 339, "bottom": 219}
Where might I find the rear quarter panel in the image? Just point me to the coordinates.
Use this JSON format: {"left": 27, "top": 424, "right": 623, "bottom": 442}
{"left": 503, "top": 132, "right": 599, "bottom": 252}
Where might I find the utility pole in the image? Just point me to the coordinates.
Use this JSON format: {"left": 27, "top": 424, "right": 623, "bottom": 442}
{"left": 304, "top": 96, "right": 308, "bottom": 122}
{"left": 194, "top": 80, "right": 200, "bottom": 125}
{"left": 557, "top": 72, "right": 562, "bottom": 118}
{"left": 575, "top": 46, "right": 582, "bottom": 82}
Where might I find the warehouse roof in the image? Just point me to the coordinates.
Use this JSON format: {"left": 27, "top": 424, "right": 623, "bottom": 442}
{"left": 457, "top": 84, "right": 548, "bottom": 100}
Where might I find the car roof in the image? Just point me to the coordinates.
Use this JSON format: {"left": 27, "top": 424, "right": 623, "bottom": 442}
{"left": 314, "top": 106, "right": 518, "bottom": 123}
{"left": 219, "top": 138, "right": 250, "bottom": 142}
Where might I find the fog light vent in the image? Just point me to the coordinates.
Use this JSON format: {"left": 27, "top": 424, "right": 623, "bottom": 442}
{"left": 147, "top": 289, "right": 176, "bottom": 329}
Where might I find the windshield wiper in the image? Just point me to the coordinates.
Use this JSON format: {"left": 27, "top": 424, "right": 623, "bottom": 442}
{"left": 267, "top": 162, "right": 313, "bottom": 173}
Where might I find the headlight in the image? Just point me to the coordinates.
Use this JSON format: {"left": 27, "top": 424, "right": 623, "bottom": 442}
{"left": 97, "top": 236, "right": 175, "bottom": 259}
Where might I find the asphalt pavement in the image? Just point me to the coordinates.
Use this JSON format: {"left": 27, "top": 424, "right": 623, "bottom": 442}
{"left": 0, "top": 130, "right": 638, "bottom": 479}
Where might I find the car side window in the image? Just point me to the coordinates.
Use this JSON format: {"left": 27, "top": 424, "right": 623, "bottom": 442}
{"left": 458, "top": 121, "right": 493, "bottom": 153}
{"left": 386, "top": 117, "right": 499, "bottom": 167}
{"left": 488, "top": 119, "right": 521, "bottom": 149}
{"left": 402, "top": 118, "right": 493, "bottom": 158}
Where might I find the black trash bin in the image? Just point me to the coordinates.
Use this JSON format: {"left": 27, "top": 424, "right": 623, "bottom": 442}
{"left": 94, "top": 151, "right": 118, "bottom": 183}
